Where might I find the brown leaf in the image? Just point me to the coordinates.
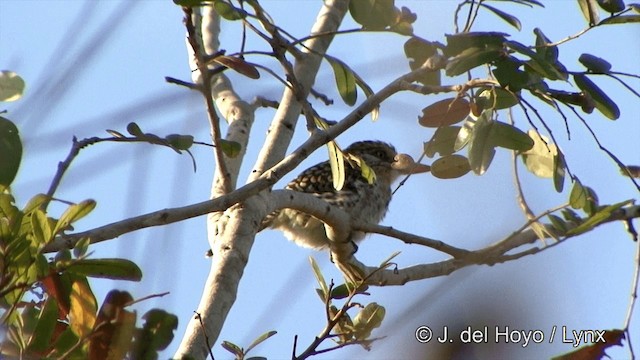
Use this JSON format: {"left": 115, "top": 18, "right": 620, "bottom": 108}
{"left": 419, "top": 98, "right": 470, "bottom": 127}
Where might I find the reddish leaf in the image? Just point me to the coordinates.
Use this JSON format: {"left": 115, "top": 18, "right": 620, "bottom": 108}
{"left": 213, "top": 56, "right": 260, "bottom": 79}
{"left": 419, "top": 98, "right": 470, "bottom": 127}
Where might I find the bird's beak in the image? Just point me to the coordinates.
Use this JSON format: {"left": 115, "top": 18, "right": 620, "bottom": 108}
{"left": 392, "top": 153, "right": 431, "bottom": 174}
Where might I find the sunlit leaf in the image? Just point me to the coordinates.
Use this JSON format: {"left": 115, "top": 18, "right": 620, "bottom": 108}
{"left": 326, "top": 56, "right": 357, "bottom": 106}
{"left": 579, "top": 53, "right": 612, "bottom": 73}
{"left": 577, "top": 0, "right": 601, "bottom": 25}
{"left": 69, "top": 278, "right": 97, "bottom": 338}
{"left": 309, "top": 256, "right": 328, "bottom": 301}
{"left": 353, "top": 302, "right": 385, "bottom": 340}
{"left": 54, "top": 199, "right": 97, "bottom": 236}
{"left": 522, "top": 130, "right": 557, "bottom": 178}
{"left": 569, "top": 178, "right": 588, "bottom": 209}
{"left": 246, "top": 330, "right": 278, "bottom": 354}
{"left": 467, "top": 110, "right": 496, "bottom": 175}
{"left": 0, "top": 71, "right": 26, "bottom": 102}
{"left": 221, "top": 341, "right": 243, "bottom": 357}
{"left": 430, "top": 155, "right": 471, "bottom": 179}
{"left": 573, "top": 74, "right": 620, "bottom": 119}
{"left": 419, "top": 98, "right": 470, "bottom": 127}
{"left": 567, "top": 200, "right": 633, "bottom": 235}
{"left": 454, "top": 118, "right": 474, "bottom": 151}
{"left": 106, "top": 129, "right": 126, "bottom": 138}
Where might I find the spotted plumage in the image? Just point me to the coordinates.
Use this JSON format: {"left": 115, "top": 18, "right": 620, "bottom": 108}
{"left": 264, "top": 141, "right": 430, "bottom": 249}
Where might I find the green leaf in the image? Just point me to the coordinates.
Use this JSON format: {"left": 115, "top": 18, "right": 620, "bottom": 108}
{"left": 579, "top": 53, "right": 612, "bottom": 73}
{"left": 0, "top": 71, "right": 26, "bottom": 102}
{"left": 490, "top": 122, "right": 534, "bottom": 151}
{"left": 445, "top": 32, "right": 508, "bottom": 57}
{"left": 573, "top": 74, "right": 620, "bottom": 119}
{"left": 533, "top": 28, "right": 558, "bottom": 63}
{"left": 446, "top": 46, "right": 503, "bottom": 76}
{"left": 597, "top": 0, "right": 626, "bottom": 13}
{"left": 131, "top": 309, "right": 179, "bottom": 358}
{"left": 126, "top": 122, "right": 144, "bottom": 137}
{"left": 548, "top": 214, "right": 568, "bottom": 233}
{"left": 221, "top": 341, "right": 243, "bottom": 357}
{"left": 27, "top": 297, "right": 59, "bottom": 352}
{"left": 73, "top": 236, "right": 91, "bottom": 258}
{"left": 66, "top": 258, "right": 143, "bottom": 281}
{"left": 522, "top": 130, "right": 557, "bottom": 178}
{"left": 31, "top": 208, "right": 53, "bottom": 246}
{"left": 454, "top": 118, "right": 475, "bottom": 151}
{"left": 578, "top": 0, "right": 601, "bottom": 25}
{"left": 599, "top": 14, "right": 640, "bottom": 24}
{"left": 480, "top": 3, "right": 522, "bottom": 30}
{"left": 246, "top": 330, "right": 277, "bottom": 354}
{"left": 54, "top": 199, "right": 96, "bottom": 236}
{"left": 476, "top": 87, "right": 519, "bottom": 110}
{"left": 404, "top": 37, "right": 440, "bottom": 86}
{"left": 553, "top": 150, "right": 566, "bottom": 192}
{"left": 467, "top": 110, "right": 496, "bottom": 175}
{"left": 173, "top": 0, "right": 209, "bottom": 6}
{"left": 567, "top": 199, "right": 633, "bottom": 235}
{"left": 23, "top": 194, "right": 49, "bottom": 214}
{"left": 165, "top": 134, "right": 194, "bottom": 150}
{"left": 0, "top": 116, "right": 23, "bottom": 189}
{"left": 326, "top": 56, "right": 357, "bottom": 106}
{"left": 309, "top": 256, "right": 328, "bottom": 301}
{"left": 430, "top": 155, "right": 471, "bottom": 179}
{"left": 213, "top": 0, "right": 247, "bottom": 20}
{"left": 506, "top": 41, "right": 567, "bottom": 80}
{"left": 424, "top": 126, "right": 461, "bottom": 157}
{"left": 219, "top": 139, "right": 241, "bottom": 158}
{"left": 569, "top": 179, "right": 588, "bottom": 209}
{"left": 348, "top": 0, "right": 397, "bottom": 30}
{"left": 212, "top": 56, "right": 260, "bottom": 79}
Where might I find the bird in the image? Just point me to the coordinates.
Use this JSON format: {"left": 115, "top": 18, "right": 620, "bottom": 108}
{"left": 263, "top": 140, "right": 431, "bottom": 249}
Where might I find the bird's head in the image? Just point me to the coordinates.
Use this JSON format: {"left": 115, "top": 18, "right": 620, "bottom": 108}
{"left": 344, "top": 141, "right": 430, "bottom": 181}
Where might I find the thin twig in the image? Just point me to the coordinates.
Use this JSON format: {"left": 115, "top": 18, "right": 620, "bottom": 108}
{"left": 184, "top": 8, "right": 231, "bottom": 194}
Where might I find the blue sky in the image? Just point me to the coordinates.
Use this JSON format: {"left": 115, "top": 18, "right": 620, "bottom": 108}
{"left": 1, "top": 1, "right": 639, "bottom": 358}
